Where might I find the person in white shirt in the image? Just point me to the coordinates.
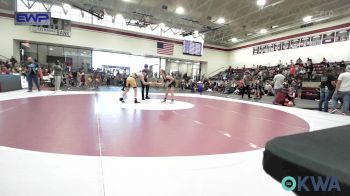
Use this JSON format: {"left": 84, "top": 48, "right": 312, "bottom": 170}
{"left": 273, "top": 70, "right": 285, "bottom": 94}
{"left": 331, "top": 65, "right": 350, "bottom": 115}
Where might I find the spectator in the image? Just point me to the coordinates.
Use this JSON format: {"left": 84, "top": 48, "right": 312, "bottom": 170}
{"left": 264, "top": 81, "right": 274, "bottom": 96}
{"left": 53, "top": 60, "right": 63, "bottom": 91}
{"left": 10, "top": 56, "right": 17, "bottom": 67}
{"left": 319, "top": 68, "right": 336, "bottom": 112}
{"left": 331, "top": 65, "right": 350, "bottom": 115}
{"left": 26, "top": 57, "right": 40, "bottom": 92}
{"left": 290, "top": 64, "right": 296, "bottom": 77}
{"left": 307, "top": 63, "right": 313, "bottom": 81}
{"left": 339, "top": 60, "right": 346, "bottom": 68}
{"left": 296, "top": 58, "right": 302, "bottom": 65}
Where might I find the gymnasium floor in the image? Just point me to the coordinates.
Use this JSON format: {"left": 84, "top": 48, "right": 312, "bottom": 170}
{"left": 0, "top": 90, "right": 349, "bottom": 196}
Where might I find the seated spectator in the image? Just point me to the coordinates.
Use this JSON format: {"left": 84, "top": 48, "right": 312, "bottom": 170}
{"left": 264, "top": 82, "right": 274, "bottom": 96}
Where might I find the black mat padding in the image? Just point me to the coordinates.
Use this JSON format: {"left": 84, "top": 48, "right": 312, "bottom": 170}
{"left": 263, "top": 124, "right": 350, "bottom": 196}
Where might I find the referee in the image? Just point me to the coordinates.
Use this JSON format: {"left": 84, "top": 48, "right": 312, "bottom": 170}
{"left": 142, "top": 64, "right": 151, "bottom": 100}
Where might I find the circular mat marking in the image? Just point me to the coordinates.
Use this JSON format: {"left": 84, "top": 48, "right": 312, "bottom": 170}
{"left": 118, "top": 99, "right": 194, "bottom": 110}
{"left": 0, "top": 94, "right": 309, "bottom": 157}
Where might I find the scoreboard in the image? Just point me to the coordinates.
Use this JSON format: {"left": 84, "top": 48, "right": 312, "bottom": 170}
{"left": 183, "top": 40, "right": 203, "bottom": 56}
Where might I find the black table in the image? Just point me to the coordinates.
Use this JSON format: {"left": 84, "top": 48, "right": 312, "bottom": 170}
{"left": 263, "top": 124, "right": 350, "bottom": 196}
{"left": 0, "top": 75, "right": 22, "bottom": 92}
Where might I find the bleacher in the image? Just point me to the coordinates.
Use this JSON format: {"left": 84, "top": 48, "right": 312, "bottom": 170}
{"left": 206, "top": 61, "right": 349, "bottom": 100}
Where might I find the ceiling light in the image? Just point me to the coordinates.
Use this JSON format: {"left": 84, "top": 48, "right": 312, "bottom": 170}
{"left": 186, "top": 62, "right": 191, "bottom": 64}
{"left": 217, "top": 17, "right": 225, "bottom": 24}
{"left": 175, "top": 6, "right": 185, "bottom": 14}
{"left": 260, "top": 28, "right": 267, "bottom": 34}
{"left": 231, "top": 37, "right": 238, "bottom": 42}
{"left": 257, "top": 0, "right": 266, "bottom": 6}
{"left": 49, "top": 48, "right": 53, "bottom": 51}
{"left": 271, "top": 25, "right": 279, "bottom": 29}
{"left": 115, "top": 14, "right": 124, "bottom": 22}
{"left": 159, "top": 23, "right": 165, "bottom": 29}
{"left": 303, "top": 16, "right": 312, "bottom": 22}
{"left": 174, "top": 60, "right": 180, "bottom": 63}
{"left": 62, "top": 3, "right": 71, "bottom": 11}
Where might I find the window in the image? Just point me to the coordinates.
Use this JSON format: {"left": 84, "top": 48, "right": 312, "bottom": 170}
{"left": 20, "top": 42, "right": 92, "bottom": 72}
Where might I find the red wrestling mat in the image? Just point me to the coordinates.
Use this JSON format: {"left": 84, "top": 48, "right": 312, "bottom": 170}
{"left": 0, "top": 94, "right": 309, "bottom": 157}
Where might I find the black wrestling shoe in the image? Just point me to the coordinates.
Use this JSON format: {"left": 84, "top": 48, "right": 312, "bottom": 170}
{"left": 145, "top": 96, "right": 151, "bottom": 99}
{"left": 142, "top": 98, "right": 145, "bottom": 100}
{"left": 161, "top": 98, "right": 166, "bottom": 103}
{"left": 119, "top": 98, "right": 125, "bottom": 103}
{"left": 134, "top": 99, "right": 140, "bottom": 103}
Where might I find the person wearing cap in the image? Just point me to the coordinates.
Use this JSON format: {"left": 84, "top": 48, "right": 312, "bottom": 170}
{"left": 331, "top": 65, "right": 350, "bottom": 115}
{"left": 141, "top": 64, "right": 151, "bottom": 100}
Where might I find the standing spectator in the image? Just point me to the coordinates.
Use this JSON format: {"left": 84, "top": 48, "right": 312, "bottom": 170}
{"left": 53, "top": 60, "right": 63, "bottom": 91}
{"left": 321, "top": 57, "right": 328, "bottom": 67}
{"left": 106, "top": 71, "right": 111, "bottom": 86}
{"left": 10, "top": 56, "right": 17, "bottom": 67}
{"left": 339, "top": 60, "right": 346, "bottom": 68}
{"left": 307, "top": 64, "right": 313, "bottom": 81}
{"left": 26, "top": 57, "right": 40, "bottom": 92}
{"left": 296, "top": 57, "right": 302, "bottom": 65}
{"left": 319, "top": 68, "right": 336, "bottom": 112}
{"left": 141, "top": 64, "right": 151, "bottom": 100}
{"left": 331, "top": 65, "right": 350, "bottom": 115}
{"left": 290, "top": 60, "right": 294, "bottom": 66}
{"left": 273, "top": 69, "right": 285, "bottom": 96}
{"left": 80, "top": 72, "right": 86, "bottom": 87}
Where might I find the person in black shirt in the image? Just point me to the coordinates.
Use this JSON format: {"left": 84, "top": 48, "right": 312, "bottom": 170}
{"left": 141, "top": 64, "right": 150, "bottom": 100}
{"left": 318, "top": 68, "right": 336, "bottom": 112}
{"left": 339, "top": 60, "right": 346, "bottom": 68}
{"left": 26, "top": 57, "right": 40, "bottom": 92}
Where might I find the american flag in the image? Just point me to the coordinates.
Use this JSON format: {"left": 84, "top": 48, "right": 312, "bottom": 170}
{"left": 157, "top": 42, "right": 174, "bottom": 55}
